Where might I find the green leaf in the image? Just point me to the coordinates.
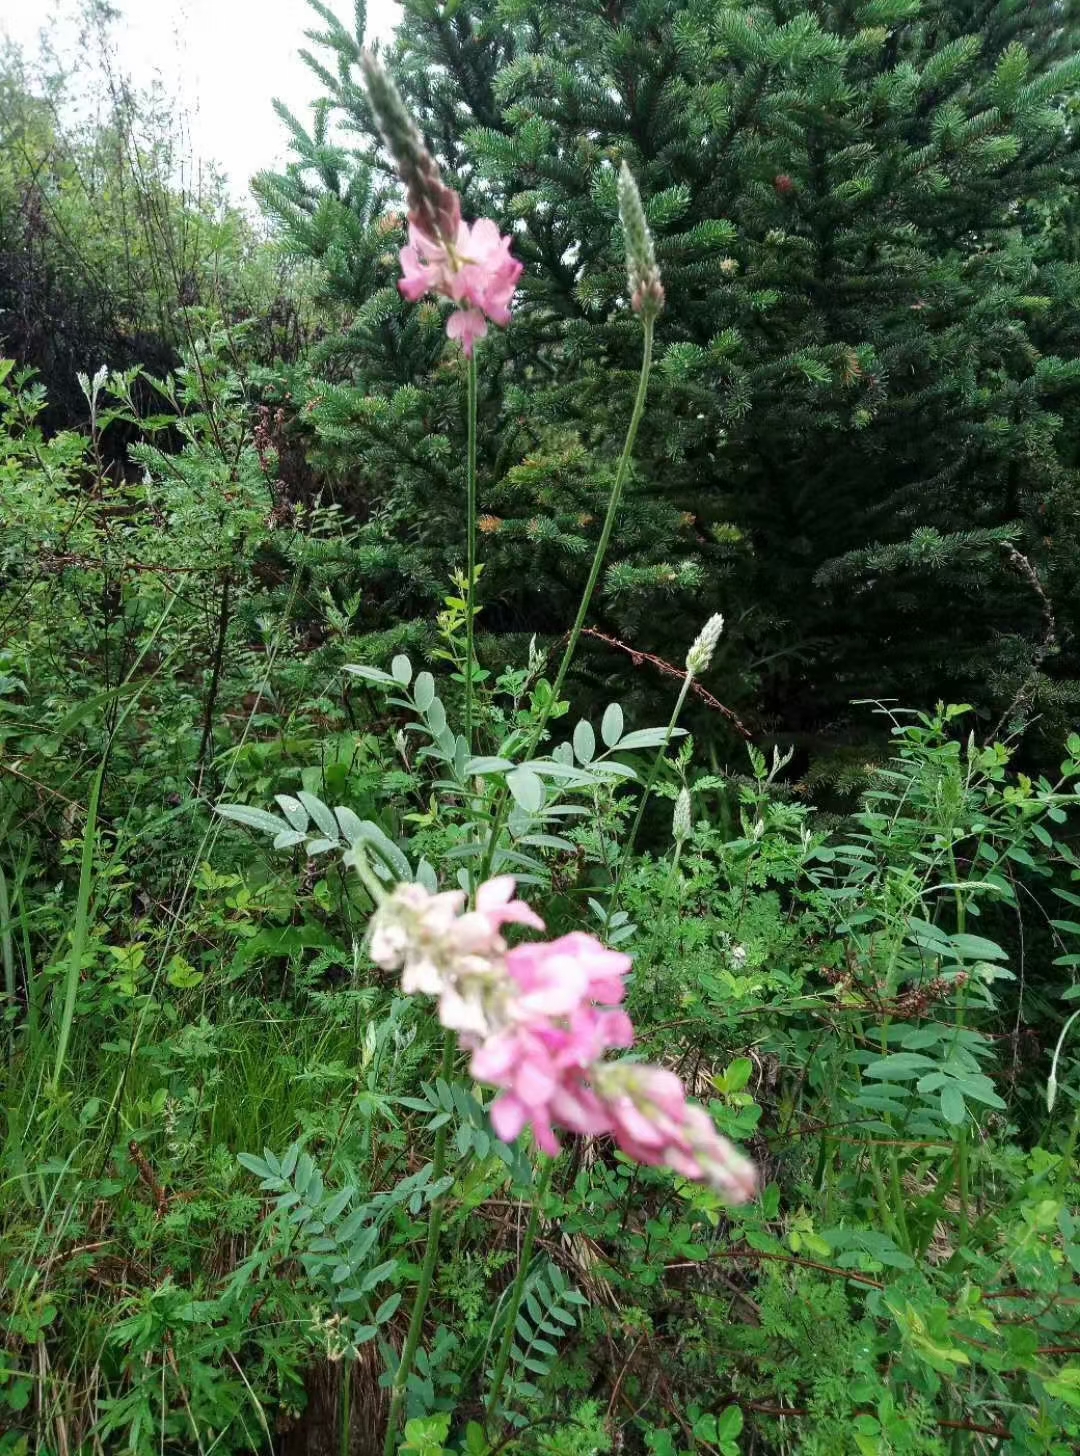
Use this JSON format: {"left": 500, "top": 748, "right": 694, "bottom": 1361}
{"left": 215, "top": 804, "right": 289, "bottom": 836}
{"left": 616, "top": 727, "right": 687, "bottom": 751}
{"left": 949, "top": 933, "right": 1008, "bottom": 961}
{"left": 391, "top": 654, "right": 413, "bottom": 685}
{"left": 362, "top": 1259, "right": 397, "bottom": 1291}
{"left": 297, "top": 792, "right": 339, "bottom": 838}
{"left": 413, "top": 671, "right": 435, "bottom": 711}
{"left": 573, "top": 720, "right": 596, "bottom": 764}
{"left": 716, "top": 1406, "right": 744, "bottom": 1440}
{"left": 351, "top": 821, "right": 411, "bottom": 880}
{"left": 940, "top": 1083, "right": 966, "bottom": 1126}
{"left": 864, "top": 1053, "right": 939, "bottom": 1080}
{"left": 718, "top": 1057, "right": 753, "bottom": 1093}
{"left": 322, "top": 1187, "right": 354, "bottom": 1222}
{"left": 601, "top": 702, "right": 624, "bottom": 746}
{"left": 275, "top": 795, "right": 309, "bottom": 831}
{"left": 237, "top": 1153, "right": 272, "bottom": 1179}
{"left": 507, "top": 767, "right": 544, "bottom": 813}
{"left": 343, "top": 664, "right": 398, "bottom": 685}
{"left": 465, "top": 756, "right": 515, "bottom": 775}
{"left": 375, "top": 1292, "right": 402, "bottom": 1324}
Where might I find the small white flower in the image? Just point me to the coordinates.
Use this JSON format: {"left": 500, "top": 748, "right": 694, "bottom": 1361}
{"left": 686, "top": 613, "right": 724, "bottom": 676}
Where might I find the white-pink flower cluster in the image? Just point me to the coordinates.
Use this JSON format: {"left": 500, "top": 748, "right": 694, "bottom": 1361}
{"left": 368, "top": 876, "right": 757, "bottom": 1202}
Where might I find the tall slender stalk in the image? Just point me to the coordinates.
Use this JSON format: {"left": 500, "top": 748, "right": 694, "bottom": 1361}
{"left": 195, "top": 569, "right": 232, "bottom": 788}
{"left": 606, "top": 669, "right": 692, "bottom": 928}
{"left": 479, "top": 320, "right": 655, "bottom": 881}
{"left": 340, "top": 1363, "right": 351, "bottom": 1456}
{"left": 464, "top": 352, "right": 479, "bottom": 751}
{"left": 546, "top": 320, "right": 653, "bottom": 722}
{"left": 382, "top": 1034, "right": 455, "bottom": 1456}
{"left": 485, "top": 1154, "right": 555, "bottom": 1424}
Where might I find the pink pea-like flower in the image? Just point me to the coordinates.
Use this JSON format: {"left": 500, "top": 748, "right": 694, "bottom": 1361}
{"left": 399, "top": 216, "right": 523, "bottom": 355}
{"left": 368, "top": 873, "right": 756, "bottom": 1202}
{"left": 595, "top": 1063, "right": 758, "bottom": 1204}
{"left": 474, "top": 1006, "right": 634, "bottom": 1156}
{"left": 369, "top": 876, "right": 544, "bottom": 1037}
{"left": 505, "top": 932, "right": 630, "bottom": 1021}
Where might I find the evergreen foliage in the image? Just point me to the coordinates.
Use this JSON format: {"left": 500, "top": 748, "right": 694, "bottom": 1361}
{"left": 259, "top": 0, "right": 1080, "bottom": 750}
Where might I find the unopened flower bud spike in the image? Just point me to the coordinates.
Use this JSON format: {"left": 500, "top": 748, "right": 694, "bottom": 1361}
{"left": 686, "top": 612, "right": 724, "bottom": 678}
{"left": 617, "top": 162, "right": 664, "bottom": 321}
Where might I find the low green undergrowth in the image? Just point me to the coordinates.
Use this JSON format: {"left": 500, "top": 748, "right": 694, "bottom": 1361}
{"left": 4, "top": 656, "right": 1080, "bottom": 1453}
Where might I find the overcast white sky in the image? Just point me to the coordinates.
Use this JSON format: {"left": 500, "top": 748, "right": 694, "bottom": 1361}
{"left": 1, "top": 0, "right": 401, "bottom": 197}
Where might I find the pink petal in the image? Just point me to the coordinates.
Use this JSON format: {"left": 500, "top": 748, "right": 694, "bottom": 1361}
{"left": 467, "top": 217, "right": 503, "bottom": 259}
{"left": 475, "top": 876, "right": 516, "bottom": 912}
{"left": 533, "top": 1118, "right": 561, "bottom": 1156}
{"left": 476, "top": 876, "right": 545, "bottom": 930}
{"left": 490, "top": 1094, "right": 527, "bottom": 1142}
{"left": 446, "top": 307, "right": 488, "bottom": 356}
{"left": 515, "top": 1056, "right": 557, "bottom": 1108}
{"left": 470, "top": 1033, "right": 515, "bottom": 1082}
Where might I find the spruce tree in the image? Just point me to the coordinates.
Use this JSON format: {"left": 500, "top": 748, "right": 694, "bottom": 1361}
{"left": 259, "top": 0, "right": 1080, "bottom": 751}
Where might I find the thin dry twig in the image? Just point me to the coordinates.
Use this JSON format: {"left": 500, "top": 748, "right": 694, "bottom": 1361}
{"left": 576, "top": 627, "right": 754, "bottom": 739}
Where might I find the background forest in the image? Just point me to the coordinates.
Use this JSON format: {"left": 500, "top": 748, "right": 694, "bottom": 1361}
{"left": 4, "top": 1, "right": 1080, "bottom": 1453}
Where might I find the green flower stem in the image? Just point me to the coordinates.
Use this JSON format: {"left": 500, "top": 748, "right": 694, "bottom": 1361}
{"left": 479, "top": 319, "right": 655, "bottom": 883}
{"left": 464, "top": 351, "right": 479, "bottom": 752}
{"left": 485, "top": 1154, "right": 555, "bottom": 1424}
{"left": 382, "top": 1034, "right": 455, "bottom": 1456}
{"left": 349, "top": 849, "right": 388, "bottom": 909}
{"left": 545, "top": 318, "right": 654, "bottom": 723}
{"left": 606, "top": 669, "right": 692, "bottom": 929}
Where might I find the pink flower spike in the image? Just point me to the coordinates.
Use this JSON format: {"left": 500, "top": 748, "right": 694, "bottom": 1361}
{"left": 455, "top": 218, "right": 523, "bottom": 325}
{"left": 472, "top": 1006, "right": 633, "bottom": 1154}
{"left": 683, "top": 1105, "right": 759, "bottom": 1204}
{"left": 395, "top": 214, "right": 522, "bottom": 354}
{"left": 594, "top": 1062, "right": 757, "bottom": 1204}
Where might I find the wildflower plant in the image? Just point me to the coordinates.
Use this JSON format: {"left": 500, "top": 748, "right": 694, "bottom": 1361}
{"left": 218, "top": 59, "right": 754, "bottom": 1451}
